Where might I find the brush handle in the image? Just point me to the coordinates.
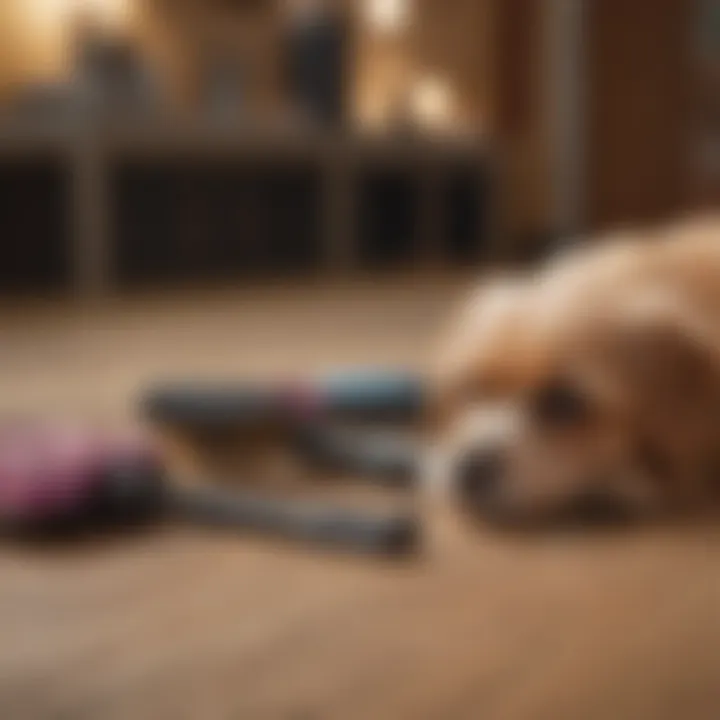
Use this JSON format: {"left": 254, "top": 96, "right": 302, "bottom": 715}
{"left": 96, "top": 461, "right": 419, "bottom": 556}
{"left": 294, "top": 426, "right": 417, "bottom": 487}
{"left": 168, "top": 485, "right": 419, "bottom": 557}
{"left": 319, "top": 370, "right": 424, "bottom": 421}
{"left": 141, "top": 369, "right": 424, "bottom": 429}
{"left": 0, "top": 425, "right": 420, "bottom": 557}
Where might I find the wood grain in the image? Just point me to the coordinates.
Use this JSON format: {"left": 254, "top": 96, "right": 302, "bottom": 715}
{"left": 0, "top": 276, "right": 719, "bottom": 720}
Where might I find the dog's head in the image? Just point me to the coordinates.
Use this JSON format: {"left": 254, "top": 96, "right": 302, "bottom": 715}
{"left": 428, "top": 268, "right": 720, "bottom": 528}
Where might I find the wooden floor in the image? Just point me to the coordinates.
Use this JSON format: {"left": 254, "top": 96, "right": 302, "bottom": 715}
{"left": 1, "top": 276, "right": 720, "bottom": 720}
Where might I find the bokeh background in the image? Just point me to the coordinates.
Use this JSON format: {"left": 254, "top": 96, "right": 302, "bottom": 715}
{"left": 0, "top": 2, "right": 719, "bottom": 719}
{"left": 0, "top": 0, "right": 715, "bottom": 296}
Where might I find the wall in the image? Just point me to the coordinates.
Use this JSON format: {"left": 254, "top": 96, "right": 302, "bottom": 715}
{"left": 0, "top": 0, "right": 496, "bottom": 128}
{"left": 584, "top": 0, "right": 692, "bottom": 230}
{"left": 490, "top": 0, "right": 556, "bottom": 250}
{"left": 0, "top": 0, "right": 143, "bottom": 93}
{"left": 354, "top": 0, "right": 494, "bottom": 131}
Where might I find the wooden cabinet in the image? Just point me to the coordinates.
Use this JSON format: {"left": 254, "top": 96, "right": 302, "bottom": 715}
{"left": 0, "top": 129, "right": 491, "bottom": 294}
{"left": 0, "top": 155, "right": 71, "bottom": 292}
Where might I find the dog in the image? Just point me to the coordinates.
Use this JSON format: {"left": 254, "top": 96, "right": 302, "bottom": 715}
{"left": 427, "top": 214, "right": 720, "bottom": 527}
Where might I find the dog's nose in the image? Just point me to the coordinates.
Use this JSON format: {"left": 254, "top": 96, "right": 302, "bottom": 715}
{"left": 456, "top": 449, "right": 504, "bottom": 505}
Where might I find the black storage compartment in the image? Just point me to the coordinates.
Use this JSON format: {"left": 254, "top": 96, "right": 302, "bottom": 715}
{"left": 0, "top": 158, "right": 71, "bottom": 292}
{"left": 356, "top": 165, "right": 419, "bottom": 268}
{"left": 440, "top": 162, "right": 489, "bottom": 265}
{"left": 112, "top": 159, "right": 322, "bottom": 285}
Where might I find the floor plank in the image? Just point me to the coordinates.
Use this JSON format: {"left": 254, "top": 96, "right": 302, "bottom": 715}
{"left": 0, "top": 277, "right": 719, "bottom": 719}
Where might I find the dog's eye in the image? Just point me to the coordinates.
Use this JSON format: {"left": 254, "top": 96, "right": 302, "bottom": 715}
{"left": 530, "top": 378, "right": 591, "bottom": 427}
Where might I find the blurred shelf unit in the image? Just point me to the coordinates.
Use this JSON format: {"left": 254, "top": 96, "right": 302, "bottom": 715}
{"left": 0, "top": 125, "right": 493, "bottom": 294}
{"left": 0, "top": 150, "right": 72, "bottom": 294}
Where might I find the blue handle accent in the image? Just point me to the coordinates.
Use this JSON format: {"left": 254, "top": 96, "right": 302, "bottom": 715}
{"left": 319, "top": 369, "right": 424, "bottom": 417}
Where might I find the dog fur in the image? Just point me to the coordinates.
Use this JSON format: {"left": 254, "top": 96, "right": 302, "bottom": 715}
{"left": 429, "top": 214, "right": 720, "bottom": 526}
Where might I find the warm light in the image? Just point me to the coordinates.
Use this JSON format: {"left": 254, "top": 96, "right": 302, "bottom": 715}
{"left": 363, "top": 0, "right": 411, "bottom": 34}
{"left": 18, "top": 0, "right": 73, "bottom": 32}
{"left": 13, "top": 0, "right": 82, "bottom": 79}
{"left": 12, "top": 0, "right": 138, "bottom": 81}
{"left": 71, "top": 0, "right": 135, "bottom": 30}
{"left": 410, "top": 75, "right": 456, "bottom": 130}
{"left": 22, "top": 0, "right": 135, "bottom": 33}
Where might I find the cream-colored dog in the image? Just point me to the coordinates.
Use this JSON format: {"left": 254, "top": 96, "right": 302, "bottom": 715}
{"left": 429, "top": 215, "right": 720, "bottom": 527}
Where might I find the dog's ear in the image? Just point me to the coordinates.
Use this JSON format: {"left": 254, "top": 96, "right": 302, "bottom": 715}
{"left": 426, "top": 276, "right": 524, "bottom": 434}
{"left": 603, "top": 295, "right": 720, "bottom": 496}
{"left": 616, "top": 296, "right": 720, "bottom": 508}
